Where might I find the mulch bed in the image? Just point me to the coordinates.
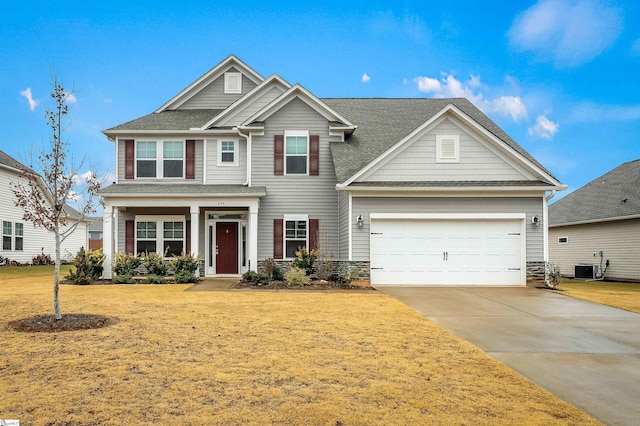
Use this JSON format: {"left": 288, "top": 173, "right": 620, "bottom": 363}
{"left": 232, "top": 280, "right": 374, "bottom": 290}
{"left": 7, "top": 314, "right": 118, "bottom": 333}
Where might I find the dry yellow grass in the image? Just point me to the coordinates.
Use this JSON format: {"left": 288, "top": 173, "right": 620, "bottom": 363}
{"left": 554, "top": 278, "right": 640, "bottom": 314}
{"left": 0, "top": 267, "right": 599, "bottom": 425}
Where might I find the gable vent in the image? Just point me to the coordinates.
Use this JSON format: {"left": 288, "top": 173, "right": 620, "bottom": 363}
{"left": 440, "top": 138, "right": 456, "bottom": 158}
{"left": 436, "top": 134, "right": 460, "bottom": 163}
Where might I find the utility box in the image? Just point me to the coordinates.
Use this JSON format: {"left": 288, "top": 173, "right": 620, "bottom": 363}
{"left": 575, "top": 264, "right": 598, "bottom": 280}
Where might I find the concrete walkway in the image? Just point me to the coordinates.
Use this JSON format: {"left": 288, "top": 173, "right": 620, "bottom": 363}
{"left": 376, "top": 286, "right": 640, "bottom": 426}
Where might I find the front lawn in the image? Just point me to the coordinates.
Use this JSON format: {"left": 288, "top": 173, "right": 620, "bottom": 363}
{"left": 553, "top": 278, "right": 640, "bottom": 314}
{"left": 0, "top": 267, "right": 598, "bottom": 425}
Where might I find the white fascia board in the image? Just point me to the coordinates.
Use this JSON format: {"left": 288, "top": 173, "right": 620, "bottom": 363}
{"left": 101, "top": 191, "right": 266, "bottom": 199}
{"left": 240, "top": 84, "right": 355, "bottom": 128}
{"left": 154, "top": 55, "right": 265, "bottom": 113}
{"left": 201, "top": 74, "right": 292, "bottom": 129}
{"left": 103, "top": 129, "right": 241, "bottom": 139}
{"left": 337, "top": 185, "right": 565, "bottom": 193}
{"left": 549, "top": 213, "right": 640, "bottom": 228}
{"left": 370, "top": 213, "right": 526, "bottom": 220}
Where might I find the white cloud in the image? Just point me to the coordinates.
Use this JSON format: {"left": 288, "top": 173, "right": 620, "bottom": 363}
{"left": 20, "top": 87, "right": 39, "bottom": 111}
{"left": 568, "top": 102, "right": 640, "bottom": 123}
{"left": 64, "top": 92, "right": 77, "bottom": 104}
{"left": 361, "top": 73, "right": 370, "bottom": 83}
{"left": 414, "top": 74, "right": 528, "bottom": 122}
{"left": 528, "top": 115, "right": 559, "bottom": 139}
{"left": 508, "top": 0, "right": 622, "bottom": 67}
{"left": 104, "top": 98, "right": 113, "bottom": 104}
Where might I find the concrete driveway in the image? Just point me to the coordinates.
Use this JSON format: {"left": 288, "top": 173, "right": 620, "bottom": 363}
{"left": 376, "top": 286, "right": 640, "bottom": 426}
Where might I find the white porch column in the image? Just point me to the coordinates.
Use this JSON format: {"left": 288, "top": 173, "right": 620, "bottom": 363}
{"left": 190, "top": 206, "right": 200, "bottom": 273}
{"left": 102, "top": 204, "right": 114, "bottom": 279}
{"left": 249, "top": 205, "right": 259, "bottom": 272}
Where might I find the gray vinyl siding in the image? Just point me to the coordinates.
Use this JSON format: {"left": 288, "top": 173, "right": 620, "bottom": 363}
{"left": 117, "top": 138, "right": 204, "bottom": 183}
{"left": 179, "top": 70, "right": 258, "bottom": 110}
{"left": 338, "top": 191, "right": 349, "bottom": 260}
{"left": 115, "top": 207, "right": 189, "bottom": 254}
{"left": 365, "top": 118, "right": 529, "bottom": 182}
{"left": 205, "top": 138, "right": 247, "bottom": 185}
{"left": 549, "top": 219, "right": 640, "bottom": 281}
{"left": 351, "top": 196, "right": 544, "bottom": 262}
{"left": 252, "top": 97, "right": 339, "bottom": 259}
{"left": 220, "top": 85, "right": 286, "bottom": 126}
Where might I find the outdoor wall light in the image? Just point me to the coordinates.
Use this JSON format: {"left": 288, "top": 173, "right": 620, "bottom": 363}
{"left": 356, "top": 214, "right": 364, "bottom": 227}
{"left": 532, "top": 215, "right": 541, "bottom": 226}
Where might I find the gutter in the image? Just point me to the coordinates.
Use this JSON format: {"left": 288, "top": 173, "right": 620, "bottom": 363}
{"left": 237, "top": 127, "right": 252, "bottom": 186}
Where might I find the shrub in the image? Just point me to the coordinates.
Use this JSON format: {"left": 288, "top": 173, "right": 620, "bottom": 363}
{"left": 32, "top": 250, "right": 53, "bottom": 265}
{"left": 261, "top": 257, "right": 282, "bottom": 281}
{"left": 142, "top": 251, "right": 167, "bottom": 276}
{"left": 65, "top": 247, "right": 105, "bottom": 284}
{"left": 175, "top": 271, "right": 198, "bottom": 284}
{"left": 170, "top": 252, "right": 199, "bottom": 275}
{"left": 144, "top": 274, "right": 166, "bottom": 284}
{"left": 293, "top": 247, "right": 318, "bottom": 274}
{"left": 545, "top": 262, "right": 561, "bottom": 289}
{"left": 113, "top": 252, "right": 142, "bottom": 276}
{"left": 243, "top": 270, "right": 270, "bottom": 284}
{"left": 341, "top": 266, "right": 361, "bottom": 284}
{"left": 112, "top": 273, "right": 134, "bottom": 284}
{"left": 88, "top": 248, "right": 106, "bottom": 279}
{"left": 284, "top": 266, "right": 310, "bottom": 286}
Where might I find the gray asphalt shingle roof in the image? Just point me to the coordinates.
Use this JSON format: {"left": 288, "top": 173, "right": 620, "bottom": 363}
{"left": 323, "top": 98, "right": 554, "bottom": 184}
{"left": 0, "top": 150, "right": 26, "bottom": 170}
{"left": 100, "top": 183, "right": 266, "bottom": 196}
{"left": 104, "top": 109, "right": 223, "bottom": 132}
{"left": 549, "top": 159, "right": 640, "bottom": 226}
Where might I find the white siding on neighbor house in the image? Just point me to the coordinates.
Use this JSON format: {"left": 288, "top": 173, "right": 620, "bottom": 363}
{"left": 351, "top": 196, "right": 544, "bottom": 262}
{"left": 337, "top": 191, "right": 349, "bottom": 260}
{"left": 0, "top": 167, "right": 88, "bottom": 263}
{"left": 549, "top": 218, "right": 640, "bottom": 281}
{"left": 364, "top": 118, "right": 530, "bottom": 182}
{"left": 251, "top": 97, "right": 339, "bottom": 259}
{"left": 178, "top": 70, "right": 258, "bottom": 110}
{"left": 116, "top": 138, "right": 204, "bottom": 183}
{"left": 205, "top": 137, "right": 247, "bottom": 185}
{"left": 218, "top": 85, "right": 287, "bottom": 127}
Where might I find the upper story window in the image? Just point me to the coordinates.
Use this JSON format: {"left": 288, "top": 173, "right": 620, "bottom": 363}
{"left": 224, "top": 72, "right": 242, "bottom": 94}
{"left": 135, "top": 140, "right": 184, "bottom": 178}
{"left": 218, "top": 140, "right": 237, "bottom": 166}
{"left": 285, "top": 131, "right": 309, "bottom": 175}
{"left": 163, "top": 141, "right": 184, "bottom": 177}
{"left": 436, "top": 135, "right": 460, "bottom": 163}
{"left": 136, "top": 141, "right": 157, "bottom": 178}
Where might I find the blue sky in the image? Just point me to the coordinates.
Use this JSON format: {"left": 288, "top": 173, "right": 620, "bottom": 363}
{"left": 2, "top": 1, "right": 639, "bottom": 203}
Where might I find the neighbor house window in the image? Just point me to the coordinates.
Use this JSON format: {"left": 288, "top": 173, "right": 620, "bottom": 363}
{"left": 218, "top": 140, "right": 237, "bottom": 165}
{"left": 285, "top": 131, "right": 308, "bottom": 175}
{"left": 224, "top": 72, "right": 242, "bottom": 94}
{"left": 163, "top": 221, "right": 184, "bottom": 257}
{"left": 136, "top": 141, "right": 157, "bottom": 178}
{"left": 285, "top": 218, "right": 307, "bottom": 258}
{"left": 14, "top": 222, "right": 23, "bottom": 251}
{"left": 436, "top": 135, "right": 460, "bottom": 163}
{"left": 558, "top": 236, "right": 569, "bottom": 244}
{"left": 2, "top": 221, "right": 12, "bottom": 251}
{"left": 136, "top": 221, "right": 157, "bottom": 255}
{"left": 163, "top": 141, "right": 184, "bottom": 178}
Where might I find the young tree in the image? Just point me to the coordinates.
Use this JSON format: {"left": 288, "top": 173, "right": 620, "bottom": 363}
{"left": 11, "top": 77, "right": 101, "bottom": 320}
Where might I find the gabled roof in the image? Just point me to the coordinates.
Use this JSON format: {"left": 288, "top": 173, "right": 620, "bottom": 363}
{"left": 103, "top": 110, "right": 223, "bottom": 137}
{"left": 0, "top": 150, "right": 25, "bottom": 171}
{"left": 549, "top": 159, "right": 640, "bottom": 226}
{"left": 100, "top": 183, "right": 266, "bottom": 197}
{"left": 324, "top": 98, "right": 558, "bottom": 185}
{"left": 154, "top": 54, "right": 264, "bottom": 113}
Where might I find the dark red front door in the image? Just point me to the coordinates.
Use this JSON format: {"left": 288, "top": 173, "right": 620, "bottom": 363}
{"left": 216, "top": 222, "right": 238, "bottom": 274}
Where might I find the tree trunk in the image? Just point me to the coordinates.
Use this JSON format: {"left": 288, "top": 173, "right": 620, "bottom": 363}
{"left": 54, "top": 225, "right": 61, "bottom": 320}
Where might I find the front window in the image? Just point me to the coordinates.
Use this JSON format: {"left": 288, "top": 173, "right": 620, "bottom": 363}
{"left": 285, "top": 134, "right": 308, "bottom": 174}
{"left": 163, "top": 221, "right": 184, "bottom": 257}
{"left": 219, "top": 140, "right": 236, "bottom": 165}
{"left": 14, "top": 222, "right": 23, "bottom": 251}
{"left": 285, "top": 220, "right": 307, "bottom": 258}
{"left": 136, "top": 141, "right": 157, "bottom": 178}
{"left": 136, "top": 221, "right": 157, "bottom": 255}
{"left": 163, "top": 141, "right": 184, "bottom": 178}
{"left": 2, "top": 221, "right": 12, "bottom": 251}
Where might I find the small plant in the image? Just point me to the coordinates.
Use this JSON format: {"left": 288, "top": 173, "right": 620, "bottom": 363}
{"left": 142, "top": 251, "right": 167, "bottom": 276}
{"left": 65, "top": 247, "right": 105, "bottom": 284}
{"left": 243, "top": 270, "right": 271, "bottom": 284}
{"left": 339, "top": 266, "right": 361, "bottom": 284}
{"left": 170, "top": 253, "right": 199, "bottom": 283}
{"left": 545, "top": 262, "right": 561, "bottom": 289}
{"left": 113, "top": 252, "right": 142, "bottom": 277}
{"left": 261, "top": 257, "right": 282, "bottom": 281}
{"left": 144, "top": 274, "right": 166, "bottom": 284}
{"left": 113, "top": 273, "right": 135, "bottom": 284}
{"left": 293, "top": 247, "right": 318, "bottom": 274}
{"left": 284, "top": 266, "right": 310, "bottom": 286}
{"left": 32, "top": 249, "right": 53, "bottom": 265}
{"left": 88, "top": 248, "right": 106, "bottom": 279}
{"left": 175, "top": 271, "right": 198, "bottom": 283}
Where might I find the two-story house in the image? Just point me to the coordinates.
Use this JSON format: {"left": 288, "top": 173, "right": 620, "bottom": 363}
{"left": 100, "top": 55, "right": 565, "bottom": 286}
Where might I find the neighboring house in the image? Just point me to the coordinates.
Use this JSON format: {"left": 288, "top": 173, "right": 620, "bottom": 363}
{"left": 549, "top": 159, "right": 640, "bottom": 281}
{"left": 100, "top": 55, "right": 565, "bottom": 285}
{"left": 88, "top": 217, "right": 103, "bottom": 251}
{"left": 0, "top": 150, "right": 89, "bottom": 264}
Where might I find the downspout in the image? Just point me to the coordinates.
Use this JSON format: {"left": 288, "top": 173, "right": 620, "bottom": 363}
{"left": 543, "top": 190, "right": 556, "bottom": 262}
{"left": 238, "top": 128, "right": 251, "bottom": 186}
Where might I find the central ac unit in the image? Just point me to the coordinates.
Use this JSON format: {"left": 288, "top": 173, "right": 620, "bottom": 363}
{"left": 575, "top": 264, "right": 598, "bottom": 280}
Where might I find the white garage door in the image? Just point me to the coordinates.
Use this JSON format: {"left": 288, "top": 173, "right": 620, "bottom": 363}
{"left": 370, "top": 218, "right": 524, "bottom": 286}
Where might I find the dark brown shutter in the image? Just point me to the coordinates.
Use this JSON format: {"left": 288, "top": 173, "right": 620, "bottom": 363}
{"left": 124, "top": 139, "right": 135, "bottom": 179}
{"left": 273, "top": 219, "right": 283, "bottom": 259}
{"left": 185, "top": 220, "right": 191, "bottom": 254}
{"left": 125, "top": 220, "right": 135, "bottom": 254}
{"left": 274, "top": 135, "right": 284, "bottom": 175}
{"left": 309, "top": 135, "right": 319, "bottom": 176}
{"left": 309, "top": 219, "right": 319, "bottom": 251}
{"left": 185, "top": 140, "right": 195, "bottom": 179}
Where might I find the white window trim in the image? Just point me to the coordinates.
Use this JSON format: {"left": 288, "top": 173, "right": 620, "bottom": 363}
{"left": 284, "top": 130, "right": 310, "bottom": 176}
{"left": 436, "top": 134, "right": 460, "bottom": 163}
{"left": 217, "top": 139, "right": 238, "bottom": 166}
{"left": 224, "top": 72, "right": 242, "bottom": 94}
{"left": 14, "top": 222, "right": 23, "bottom": 251}
{"left": 2, "top": 220, "right": 13, "bottom": 251}
{"left": 558, "top": 236, "right": 569, "bottom": 244}
{"left": 283, "top": 214, "right": 309, "bottom": 259}
{"left": 135, "top": 215, "right": 186, "bottom": 258}
{"left": 135, "top": 140, "right": 186, "bottom": 179}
